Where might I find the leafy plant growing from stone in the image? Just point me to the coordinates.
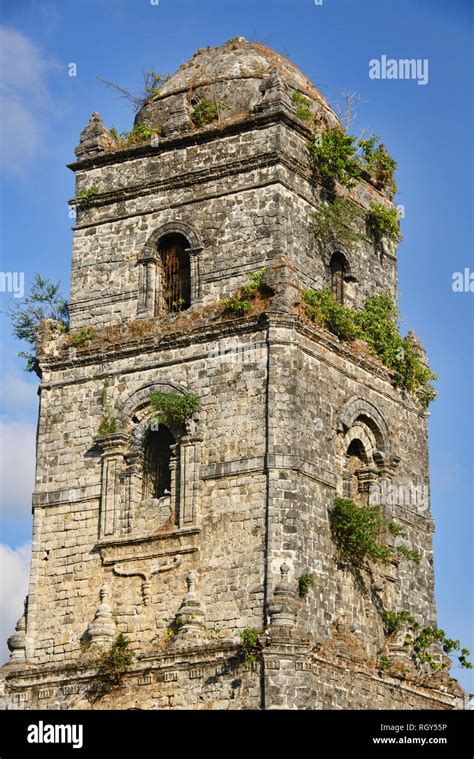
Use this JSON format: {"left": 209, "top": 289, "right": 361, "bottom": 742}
{"left": 308, "top": 128, "right": 362, "bottom": 189}
{"left": 330, "top": 497, "right": 421, "bottom": 566}
{"left": 292, "top": 91, "right": 313, "bottom": 123}
{"left": 190, "top": 99, "right": 229, "bottom": 128}
{"left": 222, "top": 269, "right": 272, "bottom": 316}
{"left": 298, "top": 573, "right": 315, "bottom": 598}
{"left": 98, "top": 381, "right": 117, "bottom": 436}
{"left": 366, "top": 202, "right": 402, "bottom": 243}
{"left": 166, "top": 616, "right": 184, "bottom": 639}
{"left": 7, "top": 273, "right": 69, "bottom": 374}
{"left": 301, "top": 290, "right": 437, "bottom": 408}
{"left": 382, "top": 610, "right": 472, "bottom": 673}
{"left": 98, "top": 633, "right": 134, "bottom": 686}
{"left": 77, "top": 186, "right": 100, "bottom": 204}
{"left": 239, "top": 627, "right": 261, "bottom": 663}
{"left": 112, "top": 123, "right": 162, "bottom": 146}
{"left": 308, "top": 126, "right": 397, "bottom": 195}
{"left": 359, "top": 136, "right": 398, "bottom": 192}
{"left": 150, "top": 391, "right": 200, "bottom": 425}
{"left": 312, "top": 197, "right": 365, "bottom": 247}
{"left": 302, "top": 288, "right": 358, "bottom": 341}
{"left": 71, "top": 326, "right": 94, "bottom": 346}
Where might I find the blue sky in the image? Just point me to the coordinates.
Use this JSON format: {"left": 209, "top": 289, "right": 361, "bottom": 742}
{"left": 0, "top": 0, "right": 472, "bottom": 690}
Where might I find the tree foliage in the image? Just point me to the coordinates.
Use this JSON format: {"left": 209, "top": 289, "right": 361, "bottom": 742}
{"left": 8, "top": 273, "right": 69, "bottom": 373}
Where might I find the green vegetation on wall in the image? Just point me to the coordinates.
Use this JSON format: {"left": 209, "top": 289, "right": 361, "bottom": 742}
{"left": 382, "top": 610, "right": 472, "bottom": 673}
{"left": 291, "top": 91, "right": 314, "bottom": 123}
{"left": 7, "top": 273, "right": 69, "bottom": 374}
{"left": 98, "top": 381, "right": 117, "bottom": 436}
{"left": 221, "top": 269, "right": 272, "bottom": 316}
{"left": 77, "top": 186, "right": 100, "bottom": 203}
{"left": 301, "top": 290, "right": 437, "bottom": 408}
{"left": 366, "top": 202, "right": 402, "bottom": 243}
{"left": 330, "top": 497, "right": 421, "bottom": 566}
{"left": 239, "top": 627, "right": 261, "bottom": 663}
{"left": 190, "top": 99, "right": 229, "bottom": 128}
{"left": 149, "top": 391, "right": 200, "bottom": 425}
{"left": 308, "top": 128, "right": 361, "bottom": 189}
{"left": 98, "top": 633, "right": 134, "bottom": 686}
{"left": 308, "top": 127, "right": 397, "bottom": 193}
{"left": 312, "top": 197, "right": 366, "bottom": 247}
{"left": 298, "top": 573, "right": 315, "bottom": 598}
{"left": 109, "top": 123, "right": 162, "bottom": 146}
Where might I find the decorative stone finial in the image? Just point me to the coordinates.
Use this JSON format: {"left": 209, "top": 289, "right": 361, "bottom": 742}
{"left": 169, "top": 571, "right": 206, "bottom": 647}
{"left": 74, "top": 112, "right": 113, "bottom": 160}
{"left": 7, "top": 597, "right": 28, "bottom": 662}
{"left": 277, "top": 563, "right": 290, "bottom": 590}
{"left": 85, "top": 586, "right": 116, "bottom": 646}
{"left": 267, "top": 563, "right": 298, "bottom": 629}
{"left": 254, "top": 68, "right": 292, "bottom": 115}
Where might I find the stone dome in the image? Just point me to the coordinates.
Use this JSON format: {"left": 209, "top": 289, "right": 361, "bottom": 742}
{"left": 161, "top": 37, "right": 321, "bottom": 98}
{"left": 135, "top": 36, "right": 336, "bottom": 134}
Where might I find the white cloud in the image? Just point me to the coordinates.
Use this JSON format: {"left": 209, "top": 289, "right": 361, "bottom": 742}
{"left": 0, "top": 420, "right": 36, "bottom": 520}
{"left": 0, "top": 370, "right": 38, "bottom": 417}
{"left": 0, "top": 542, "right": 31, "bottom": 665}
{"left": 0, "top": 26, "right": 59, "bottom": 176}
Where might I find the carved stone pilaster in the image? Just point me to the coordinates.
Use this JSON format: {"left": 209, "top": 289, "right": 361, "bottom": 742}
{"left": 137, "top": 256, "right": 158, "bottom": 318}
{"left": 385, "top": 454, "right": 401, "bottom": 481}
{"left": 187, "top": 246, "right": 203, "bottom": 304}
{"left": 98, "top": 432, "right": 130, "bottom": 538}
{"left": 178, "top": 435, "right": 202, "bottom": 527}
{"left": 357, "top": 467, "right": 380, "bottom": 494}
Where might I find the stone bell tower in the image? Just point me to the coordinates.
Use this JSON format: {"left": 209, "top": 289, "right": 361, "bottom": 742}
{"left": 0, "top": 37, "right": 463, "bottom": 710}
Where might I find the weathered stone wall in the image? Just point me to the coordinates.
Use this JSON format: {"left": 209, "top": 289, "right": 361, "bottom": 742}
{"left": 3, "top": 313, "right": 450, "bottom": 710}
{"left": 1, "top": 38, "right": 461, "bottom": 711}
{"left": 26, "top": 323, "right": 272, "bottom": 669}
{"left": 1, "top": 641, "right": 462, "bottom": 711}
{"left": 256, "top": 318, "right": 435, "bottom": 664}
{"left": 69, "top": 112, "right": 396, "bottom": 330}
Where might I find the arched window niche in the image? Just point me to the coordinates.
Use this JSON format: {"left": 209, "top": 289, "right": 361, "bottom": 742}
{"left": 343, "top": 438, "right": 369, "bottom": 503}
{"left": 142, "top": 426, "right": 175, "bottom": 500}
{"left": 337, "top": 397, "right": 396, "bottom": 508}
{"left": 133, "top": 420, "right": 180, "bottom": 535}
{"left": 137, "top": 223, "right": 203, "bottom": 318}
{"left": 97, "top": 383, "right": 202, "bottom": 541}
{"left": 325, "top": 250, "right": 358, "bottom": 307}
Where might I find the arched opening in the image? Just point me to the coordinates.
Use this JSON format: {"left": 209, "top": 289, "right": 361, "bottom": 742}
{"left": 343, "top": 438, "right": 368, "bottom": 502}
{"left": 330, "top": 252, "right": 346, "bottom": 304}
{"left": 142, "top": 426, "right": 175, "bottom": 499}
{"left": 158, "top": 233, "right": 191, "bottom": 313}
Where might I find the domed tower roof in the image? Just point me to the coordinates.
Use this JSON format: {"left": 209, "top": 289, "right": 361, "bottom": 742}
{"left": 161, "top": 37, "right": 321, "bottom": 98}
{"left": 136, "top": 36, "right": 337, "bottom": 134}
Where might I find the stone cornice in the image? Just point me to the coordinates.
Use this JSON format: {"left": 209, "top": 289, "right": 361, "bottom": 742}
{"left": 67, "top": 109, "right": 311, "bottom": 173}
{"left": 68, "top": 108, "right": 390, "bottom": 230}
{"left": 70, "top": 150, "right": 282, "bottom": 217}
{"left": 37, "top": 310, "right": 425, "bottom": 416}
